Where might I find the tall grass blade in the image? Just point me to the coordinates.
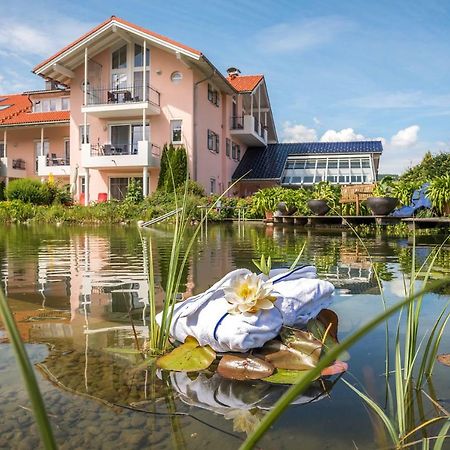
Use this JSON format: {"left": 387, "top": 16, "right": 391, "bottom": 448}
{"left": 434, "top": 419, "right": 450, "bottom": 450}
{"left": 0, "top": 287, "right": 57, "bottom": 449}
{"left": 342, "top": 379, "right": 398, "bottom": 445}
{"left": 240, "top": 279, "right": 449, "bottom": 450}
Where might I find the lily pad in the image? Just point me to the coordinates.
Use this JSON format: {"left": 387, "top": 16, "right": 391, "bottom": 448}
{"left": 437, "top": 354, "right": 450, "bottom": 367}
{"left": 307, "top": 318, "right": 350, "bottom": 362}
{"left": 321, "top": 360, "right": 348, "bottom": 376}
{"left": 262, "top": 368, "right": 319, "bottom": 385}
{"left": 316, "top": 309, "right": 339, "bottom": 341}
{"left": 217, "top": 354, "right": 274, "bottom": 380}
{"left": 264, "top": 327, "right": 322, "bottom": 370}
{"left": 156, "top": 336, "right": 216, "bottom": 372}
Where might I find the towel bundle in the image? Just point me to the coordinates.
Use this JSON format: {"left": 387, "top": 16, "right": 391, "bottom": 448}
{"left": 156, "top": 265, "right": 334, "bottom": 353}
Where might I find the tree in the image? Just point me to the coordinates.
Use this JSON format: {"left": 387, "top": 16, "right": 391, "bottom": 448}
{"left": 156, "top": 144, "right": 188, "bottom": 192}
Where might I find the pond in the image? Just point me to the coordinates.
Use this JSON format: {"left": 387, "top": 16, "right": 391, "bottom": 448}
{"left": 0, "top": 223, "right": 449, "bottom": 449}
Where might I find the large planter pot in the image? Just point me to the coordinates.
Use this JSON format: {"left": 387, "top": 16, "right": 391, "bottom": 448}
{"left": 366, "top": 197, "right": 398, "bottom": 216}
{"left": 276, "top": 202, "right": 297, "bottom": 216}
{"left": 307, "top": 199, "right": 330, "bottom": 216}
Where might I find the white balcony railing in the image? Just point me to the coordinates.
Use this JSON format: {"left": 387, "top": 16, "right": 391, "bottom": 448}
{"left": 81, "top": 84, "right": 161, "bottom": 118}
{"left": 0, "top": 157, "right": 27, "bottom": 178}
{"left": 37, "top": 154, "right": 70, "bottom": 176}
{"left": 230, "top": 114, "right": 267, "bottom": 146}
{"left": 81, "top": 140, "right": 160, "bottom": 169}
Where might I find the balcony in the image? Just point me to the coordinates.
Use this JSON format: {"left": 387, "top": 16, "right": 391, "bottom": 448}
{"left": 81, "top": 141, "right": 160, "bottom": 169}
{"left": 0, "top": 157, "right": 27, "bottom": 179}
{"left": 37, "top": 154, "right": 71, "bottom": 177}
{"left": 230, "top": 115, "right": 268, "bottom": 146}
{"left": 81, "top": 85, "right": 161, "bottom": 118}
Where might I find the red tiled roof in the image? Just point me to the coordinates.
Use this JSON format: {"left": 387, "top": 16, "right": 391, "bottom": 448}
{"left": 0, "top": 94, "right": 69, "bottom": 126}
{"left": 33, "top": 16, "right": 202, "bottom": 73}
{"left": 227, "top": 75, "right": 263, "bottom": 92}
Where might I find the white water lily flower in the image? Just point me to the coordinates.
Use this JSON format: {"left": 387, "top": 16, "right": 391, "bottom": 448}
{"left": 223, "top": 273, "right": 276, "bottom": 315}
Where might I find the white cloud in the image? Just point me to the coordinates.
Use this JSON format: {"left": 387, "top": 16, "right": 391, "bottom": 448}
{"left": 280, "top": 121, "right": 428, "bottom": 174}
{"left": 390, "top": 125, "right": 420, "bottom": 148}
{"left": 320, "top": 127, "right": 366, "bottom": 142}
{"left": 259, "top": 16, "right": 353, "bottom": 53}
{"left": 282, "top": 121, "right": 317, "bottom": 142}
{"left": 0, "top": 16, "right": 95, "bottom": 57}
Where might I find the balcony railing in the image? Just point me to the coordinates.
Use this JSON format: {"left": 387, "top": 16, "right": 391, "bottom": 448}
{"left": 45, "top": 154, "right": 70, "bottom": 166}
{"left": 231, "top": 116, "right": 244, "bottom": 130}
{"left": 87, "top": 85, "right": 160, "bottom": 107}
{"left": 88, "top": 142, "right": 161, "bottom": 159}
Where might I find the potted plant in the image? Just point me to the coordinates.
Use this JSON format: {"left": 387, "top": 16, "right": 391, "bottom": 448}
{"left": 366, "top": 176, "right": 398, "bottom": 216}
{"left": 307, "top": 181, "right": 339, "bottom": 216}
{"left": 426, "top": 174, "right": 450, "bottom": 216}
{"left": 276, "top": 188, "right": 299, "bottom": 216}
{"left": 252, "top": 187, "right": 279, "bottom": 220}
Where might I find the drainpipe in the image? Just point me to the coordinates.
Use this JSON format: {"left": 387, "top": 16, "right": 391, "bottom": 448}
{"left": 193, "top": 68, "right": 216, "bottom": 181}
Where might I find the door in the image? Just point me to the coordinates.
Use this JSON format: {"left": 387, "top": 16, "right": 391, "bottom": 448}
{"left": 35, "top": 140, "right": 49, "bottom": 171}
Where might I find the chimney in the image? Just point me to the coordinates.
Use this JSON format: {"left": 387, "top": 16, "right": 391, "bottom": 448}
{"left": 226, "top": 67, "right": 241, "bottom": 79}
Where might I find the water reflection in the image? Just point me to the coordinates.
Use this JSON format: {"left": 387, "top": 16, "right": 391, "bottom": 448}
{"left": 0, "top": 224, "right": 449, "bottom": 449}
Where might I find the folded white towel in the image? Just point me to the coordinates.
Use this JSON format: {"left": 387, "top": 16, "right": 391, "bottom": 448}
{"left": 156, "top": 266, "right": 334, "bottom": 353}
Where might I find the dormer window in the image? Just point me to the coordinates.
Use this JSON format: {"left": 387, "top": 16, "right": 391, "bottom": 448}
{"left": 207, "top": 84, "right": 219, "bottom": 106}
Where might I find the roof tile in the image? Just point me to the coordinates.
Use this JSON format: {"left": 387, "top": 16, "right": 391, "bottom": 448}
{"left": 227, "top": 75, "right": 263, "bottom": 92}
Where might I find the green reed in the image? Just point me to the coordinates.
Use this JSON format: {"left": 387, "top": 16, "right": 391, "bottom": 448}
{"left": 0, "top": 287, "right": 57, "bottom": 449}
{"left": 241, "top": 225, "right": 450, "bottom": 449}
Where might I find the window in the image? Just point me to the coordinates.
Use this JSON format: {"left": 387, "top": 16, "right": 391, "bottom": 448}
{"left": 170, "top": 71, "right": 183, "bottom": 84}
{"left": 134, "top": 44, "right": 149, "bottom": 67}
{"left": 64, "top": 139, "right": 70, "bottom": 165}
{"left": 112, "top": 45, "right": 127, "bottom": 69}
{"left": 226, "top": 138, "right": 231, "bottom": 157}
{"left": 351, "top": 159, "right": 361, "bottom": 169}
{"left": 110, "top": 178, "right": 129, "bottom": 201}
{"left": 207, "top": 83, "right": 219, "bottom": 106}
{"left": 303, "top": 176, "right": 314, "bottom": 184}
{"left": 236, "top": 145, "right": 241, "bottom": 161}
{"left": 231, "top": 142, "right": 237, "bottom": 160}
{"left": 328, "top": 160, "right": 338, "bottom": 169}
{"left": 171, "top": 120, "right": 182, "bottom": 144}
{"left": 361, "top": 159, "right": 371, "bottom": 168}
{"left": 61, "top": 97, "right": 70, "bottom": 110}
{"left": 80, "top": 176, "right": 85, "bottom": 194}
{"left": 317, "top": 160, "right": 327, "bottom": 169}
{"left": 210, "top": 178, "right": 216, "bottom": 194}
{"left": 339, "top": 160, "right": 349, "bottom": 169}
{"left": 0, "top": 142, "right": 4, "bottom": 158}
{"left": 207, "top": 129, "right": 219, "bottom": 153}
{"left": 79, "top": 125, "right": 90, "bottom": 146}
{"left": 0, "top": 105, "right": 10, "bottom": 111}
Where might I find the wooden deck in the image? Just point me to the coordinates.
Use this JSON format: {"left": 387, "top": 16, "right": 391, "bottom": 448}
{"left": 268, "top": 215, "right": 450, "bottom": 229}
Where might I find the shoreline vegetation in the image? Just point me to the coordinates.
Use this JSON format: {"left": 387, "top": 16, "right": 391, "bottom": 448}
{"left": 0, "top": 150, "right": 449, "bottom": 228}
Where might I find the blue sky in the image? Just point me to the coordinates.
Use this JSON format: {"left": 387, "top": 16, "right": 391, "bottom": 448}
{"left": 1, "top": 0, "right": 450, "bottom": 173}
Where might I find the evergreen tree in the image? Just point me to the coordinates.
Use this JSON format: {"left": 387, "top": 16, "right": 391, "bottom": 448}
{"left": 157, "top": 144, "right": 188, "bottom": 192}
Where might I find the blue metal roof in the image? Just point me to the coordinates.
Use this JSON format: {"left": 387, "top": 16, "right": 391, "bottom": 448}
{"left": 232, "top": 141, "right": 383, "bottom": 180}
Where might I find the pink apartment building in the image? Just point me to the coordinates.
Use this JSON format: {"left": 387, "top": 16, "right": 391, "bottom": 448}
{"left": 0, "top": 16, "right": 277, "bottom": 203}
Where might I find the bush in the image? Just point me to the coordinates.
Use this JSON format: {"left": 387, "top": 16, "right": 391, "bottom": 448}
{"left": 157, "top": 144, "right": 188, "bottom": 192}
{"left": 125, "top": 178, "right": 143, "bottom": 204}
{"left": 5, "top": 179, "right": 52, "bottom": 205}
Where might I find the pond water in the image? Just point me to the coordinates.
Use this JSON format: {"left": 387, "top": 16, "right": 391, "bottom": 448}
{"left": 0, "top": 223, "right": 449, "bottom": 449}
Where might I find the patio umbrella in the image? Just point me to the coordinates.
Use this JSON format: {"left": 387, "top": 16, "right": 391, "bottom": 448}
{"left": 70, "top": 164, "right": 78, "bottom": 196}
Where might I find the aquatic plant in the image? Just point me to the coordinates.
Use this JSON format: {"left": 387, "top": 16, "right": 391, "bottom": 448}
{"left": 0, "top": 286, "right": 57, "bottom": 449}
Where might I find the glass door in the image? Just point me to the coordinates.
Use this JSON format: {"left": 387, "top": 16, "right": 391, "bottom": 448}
{"left": 35, "top": 140, "right": 49, "bottom": 171}
{"left": 131, "top": 124, "right": 150, "bottom": 154}
{"left": 111, "top": 45, "right": 128, "bottom": 102}
{"left": 110, "top": 125, "right": 130, "bottom": 155}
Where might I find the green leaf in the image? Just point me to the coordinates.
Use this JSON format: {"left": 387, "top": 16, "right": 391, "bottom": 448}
{"left": 217, "top": 354, "right": 274, "bottom": 380}
{"left": 307, "top": 318, "right": 350, "bottom": 361}
{"left": 156, "top": 336, "right": 216, "bottom": 372}
{"left": 262, "top": 368, "right": 319, "bottom": 385}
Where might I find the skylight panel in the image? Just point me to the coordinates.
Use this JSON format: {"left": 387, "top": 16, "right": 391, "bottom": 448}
{"left": 0, "top": 104, "right": 11, "bottom": 111}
